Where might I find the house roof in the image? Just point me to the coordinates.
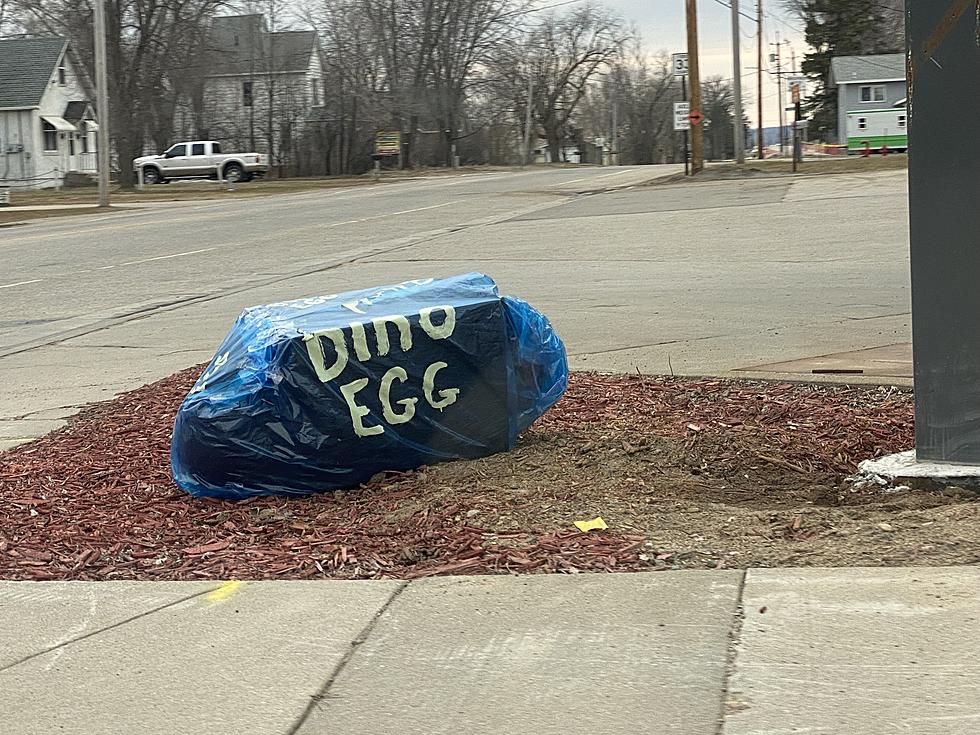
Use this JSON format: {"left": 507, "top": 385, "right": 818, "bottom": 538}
{"left": 208, "top": 15, "right": 317, "bottom": 75}
{"left": 270, "top": 31, "right": 318, "bottom": 73}
{"left": 0, "top": 37, "right": 68, "bottom": 108}
{"left": 829, "top": 54, "right": 906, "bottom": 85}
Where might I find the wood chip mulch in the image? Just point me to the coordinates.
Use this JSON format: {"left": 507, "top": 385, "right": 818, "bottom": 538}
{"left": 0, "top": 368, "right": 916, "bottom": 581}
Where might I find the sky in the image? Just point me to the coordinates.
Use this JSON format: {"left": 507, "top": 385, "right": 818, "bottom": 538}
{"left": 606, "top": 0, "right": 806, "bottom": 129}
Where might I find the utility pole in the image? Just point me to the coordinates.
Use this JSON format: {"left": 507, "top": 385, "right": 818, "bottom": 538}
{"left": 756, "top": 0, "right": 763, "bottom": 159}
{"left": 731, "top": 0, "right": 744, "bottom": 163}
{"left": 685, "top": 0, "right": 703, "bottom": 174}
{"left": 93, "top": 0, "right": 110, "bottom": 207}
{"left": 771, "top": 34, "right": 784, "bottom": 155}
{"left": 789, "top": 45, "right": 800, "bottom": 170}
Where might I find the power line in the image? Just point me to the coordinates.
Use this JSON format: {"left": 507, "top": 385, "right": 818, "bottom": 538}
{"left": 708, "top": 0, "right": 756, "bottom": 24}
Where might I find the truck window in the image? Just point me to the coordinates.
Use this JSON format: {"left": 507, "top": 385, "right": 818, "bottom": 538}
{"left": 167, "top": 144, "right": 186, "bottom": 157}
{"left": 212, "top": 142, "right": 222, "bottom": 154}
{"left": 191, "top": 143, "right": 205, "bottom": 156}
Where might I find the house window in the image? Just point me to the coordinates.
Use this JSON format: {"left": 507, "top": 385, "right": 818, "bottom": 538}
{"left": 58, "top": 66, "right": 66, "bottom": 85}
{"left": 857, "top": 117, "right": 867, "bottom": 130}
{"left": 860, "top": 85, "right": 885, "bottom": 103}
{"left": 42, "top": 121, "right": 58, "bottom": 151}
{"left": 81, "top": 130, "right": 89, "bottom": 153}
{"left": 311, "top": 80, "right": 320, "bottom": 106}
{"left": 243, "top": 81, "right": 254, "bottom": 107}
{"left": 69, "top": 135, "right": 76, "bottom": 155}
{"left": 898, "top": 114, "right": 907, "bottom": 128}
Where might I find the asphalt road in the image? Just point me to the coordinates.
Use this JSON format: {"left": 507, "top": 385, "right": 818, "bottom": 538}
{"left": 0, "top": 164, "right": 910, "bottom": 448}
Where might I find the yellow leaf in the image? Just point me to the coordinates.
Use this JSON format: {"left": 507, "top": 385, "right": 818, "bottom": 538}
{"left": 574, "top": 517, "right": 608, "bottom": 532}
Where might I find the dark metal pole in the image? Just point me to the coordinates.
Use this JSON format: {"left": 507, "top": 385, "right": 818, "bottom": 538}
{"left": 792, "top": 99, "right": 801, "bottom": 172}
{"left": 682, "top": 75, "right": 689, "bottom": 176}
{"left": 907, "top": 1, "right": 980, "bottom": 462}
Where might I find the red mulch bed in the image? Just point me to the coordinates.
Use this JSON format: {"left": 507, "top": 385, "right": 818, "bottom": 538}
{"left": 0, "top": 369, "right": 921, "bottom": 580}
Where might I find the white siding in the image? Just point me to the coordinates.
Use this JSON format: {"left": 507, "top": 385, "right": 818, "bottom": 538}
{"left": 200, "top": 69, "right": 312, "bottom": 159}
{"left": 0, "top": 49, "right": 96, "bottom": 189}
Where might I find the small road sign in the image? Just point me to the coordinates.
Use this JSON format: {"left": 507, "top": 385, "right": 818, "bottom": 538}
{"left": 786, "top": 76, "right": 807, "bottom": 97}
{"left": 375, "top": 130, "right": 401, "bottom": 156}
{"left": 688, "top": 109, "right": 704, "bottom": 126}
{"left": 671, "top": 53, "right": 689, "bottom": 77}
{"left": 674, "top": 101, "right": 690, "bottom": 131}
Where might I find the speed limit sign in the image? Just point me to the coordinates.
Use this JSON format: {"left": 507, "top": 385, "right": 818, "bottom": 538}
{"left": 672, "top": 53, "right": 689, "bottom": 77}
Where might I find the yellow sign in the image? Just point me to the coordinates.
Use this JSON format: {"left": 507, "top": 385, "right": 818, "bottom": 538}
{"left": 375, "top": 131, "right": 401, "bottom": 156}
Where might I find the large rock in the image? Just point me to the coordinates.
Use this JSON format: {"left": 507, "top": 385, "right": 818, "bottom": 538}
{"left": 171, "top": 273, "right": 567, "bottom": 498}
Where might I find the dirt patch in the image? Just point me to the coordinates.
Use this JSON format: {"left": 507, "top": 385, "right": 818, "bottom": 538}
{"left": 1, "top": 370, "right": 977, "bottom": 581}
{"left": 0, "top": 207, "right": 126, "bottom": 225}
{"left": 3, "top": 166, "right": 521, "bottom": 208}
{"left": 649, "top": 155, "right": 908, "bottom": 185}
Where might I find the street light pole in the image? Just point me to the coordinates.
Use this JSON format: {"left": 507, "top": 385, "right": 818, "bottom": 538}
{"left": 756, "top": 0, "right": 763, "bottom": 159}
{"left": 731, "top": 0, "right": 744, "bottom": 163}
{"left": 93, "top": 0, "right": 110, "bottom": 206}
{"left": 771, "top": 35, "right": 784, "bottom": 155}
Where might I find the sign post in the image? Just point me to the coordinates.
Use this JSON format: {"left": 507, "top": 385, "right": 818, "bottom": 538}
{"left": 673, "top": 54, "right": 690, "bottom": 176}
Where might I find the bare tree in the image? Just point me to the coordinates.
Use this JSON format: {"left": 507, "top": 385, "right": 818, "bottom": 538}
{"left": 10, "top": 0, "right": 227, "bottom": 186}
{"left": 578, "top": 43, "right": 679, "bottom": 165}
{"left": 526, "top": 4, "right": 628, "bottom": 161}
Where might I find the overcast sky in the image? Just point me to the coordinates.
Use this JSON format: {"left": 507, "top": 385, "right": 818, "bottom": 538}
{"left": 607, "top": 0, "right": 805, "bottom": 128}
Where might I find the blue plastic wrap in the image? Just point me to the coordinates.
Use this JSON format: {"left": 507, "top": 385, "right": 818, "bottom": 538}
{"left": 171, "top": 273, "right": 568, "bottom": 498}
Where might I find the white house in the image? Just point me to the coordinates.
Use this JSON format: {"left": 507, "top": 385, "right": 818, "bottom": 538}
{"left": 829, "top": 54, "right": 907, "bottom": 144}
{"left": 0, "top": 37, "right": 99, "bottom": 189}
{"left": 173, "top": 14, "right": 324, "bottom": 172}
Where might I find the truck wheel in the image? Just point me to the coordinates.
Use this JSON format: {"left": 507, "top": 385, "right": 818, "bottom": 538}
{"left": 142, "top": 166, "right": 162, "bottom": 185}
{"left": 223, "top": 163, "right": 244, "bottom": 183}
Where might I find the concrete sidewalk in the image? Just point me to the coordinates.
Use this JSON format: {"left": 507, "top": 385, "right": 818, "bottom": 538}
{"left": 1, "top": 567, "right": 977, "bottom": 734}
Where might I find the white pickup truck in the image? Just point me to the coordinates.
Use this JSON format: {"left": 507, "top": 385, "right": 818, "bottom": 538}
{"left": 133, "top": 141, "right": 268, "bottom": 184}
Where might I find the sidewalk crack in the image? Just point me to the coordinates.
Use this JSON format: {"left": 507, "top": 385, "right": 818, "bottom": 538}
{"left": 284, "top": 580, "right": 410, "bottom": 735}
{"left": 0, "top": 585, "right": 219, "bottom": 673}
{"left": 715, "top": 570, "right": 748, "bottom": 735}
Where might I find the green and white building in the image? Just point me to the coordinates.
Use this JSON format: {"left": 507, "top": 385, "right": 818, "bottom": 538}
{"left": 829, "top": 54, "right": 907, "bottom": 152}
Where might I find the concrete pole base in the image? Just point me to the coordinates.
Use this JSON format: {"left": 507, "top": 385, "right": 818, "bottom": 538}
{"left": 858, "top": 450, "right": 980, "bottom": 492}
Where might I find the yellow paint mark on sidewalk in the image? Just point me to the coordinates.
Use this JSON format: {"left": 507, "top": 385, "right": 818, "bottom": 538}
{"left": 206, "top": 581, "right": 244, "bottom": 603}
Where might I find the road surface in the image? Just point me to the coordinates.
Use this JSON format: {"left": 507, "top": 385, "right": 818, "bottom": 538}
{"left": 0, "top": 164, "right": 909, "bottom": 448}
